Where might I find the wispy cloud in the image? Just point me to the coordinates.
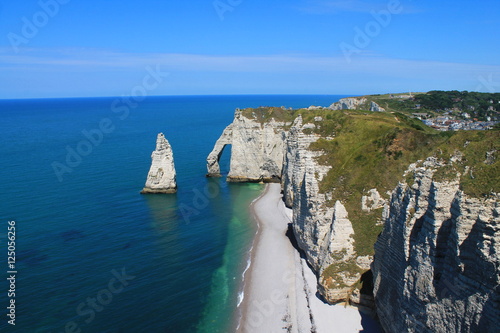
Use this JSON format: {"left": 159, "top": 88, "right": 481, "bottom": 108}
{"left": 1, "top": 47, "right": 498, "bottom": 75}
{"left": 1, "top": 47, "right": 499, "bottom": 98}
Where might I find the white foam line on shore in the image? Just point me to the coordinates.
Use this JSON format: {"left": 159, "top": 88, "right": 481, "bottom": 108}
{"left": 237, "top": 183, "right": 380, "bottom": 333}
{"left": 237, "top": 249, "right": 253, "bottom": 308}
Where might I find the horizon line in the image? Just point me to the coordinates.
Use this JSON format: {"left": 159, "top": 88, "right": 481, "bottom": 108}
{"left": 3, "top": 90, "right": 497, "bottom": 101}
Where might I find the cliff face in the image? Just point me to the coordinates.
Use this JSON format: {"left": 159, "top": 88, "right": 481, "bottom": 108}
{"left": 207, "top": 104, "right": 500, "bottom": 331}
{"left": 329, "top": 97, "right": 385, "bottom": 112}
{"left": 329, "top": 97, "right": 367, "bottom": 110}
{"left": 210, "top": 109, "right": 367, "bottom": 303}
{"left": 206, "top": 109, "right": 288, "bottom": 182}
{"left": 281, "top": 115, "right": 364, "bottom": 302}
{"left": 372, "top": 157, "right": 500, "bottom": 332}
{"left": 141, "top": 133, "right": 177, "bottom": 194}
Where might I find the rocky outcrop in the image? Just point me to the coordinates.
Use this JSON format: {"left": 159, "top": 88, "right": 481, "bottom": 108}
{"left": 206, "top": 109, "right": 288, "bottom": 182}
{"left": 281, "top": 116, "right": 366, "bottom": 303}
{"left": 210, "top": 110, "right": 351, "bottom": 287}
{"left": 362, "top": 189, "right": 386, "bottom": 212}
{"left": 329, "top": 97, "right": 367, "bottom": 110}
{"left": 372, "top": 157, "right": 500, "bottom": 332}
{"left": 329, "top": 97, "right": 385, "bottom": 112}
{"left": 317, "top": 201, "right": 360, "bottom": 302}
{"left": 370, "top": 101, "right": 386, "bottom": 112}
{"left": 208, "top": 103, "right": 500, "bottom": 330}
{"left": 210, "top": 107, "right": 377, "bottom": 304}
{"left": 207, "top": 124, "right": 233, "bottom": 177}
{"left": 141, "top": 133, "right": 177, "bottom": 194}
{"left": 282, "top": 116, "right": 337, "bottom": 271}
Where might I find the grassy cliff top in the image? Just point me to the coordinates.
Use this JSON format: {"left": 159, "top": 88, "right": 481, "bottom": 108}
{"left": 240, "top": 104, "right": 499, "bottom": 257}
{"left": 341, "top": 90, "right": 500, "bottom": 120}
{"left": 309, "top": 109, "right": 498, "bottom": 255}
{"left": 240, "top": 106, "right": 298, "bottom": 125}
{"left": 239, "top": 102, "right": 498, "bottom": 293}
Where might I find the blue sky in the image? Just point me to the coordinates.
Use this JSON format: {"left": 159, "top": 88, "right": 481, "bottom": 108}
{"left": 1, "top": 0, "right": 500, "bottom": 98}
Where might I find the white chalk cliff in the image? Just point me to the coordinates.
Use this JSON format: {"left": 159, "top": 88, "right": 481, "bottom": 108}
{"left": 372, "top": 157, "right": 500, "bottom": 332}
{"left": 329, "top": 97, "right": 386, "bottom": 112}
{"left": 281, "top": 115, "right": 364, "bottom": 302}
{"left": 141, "top": 133, "right": 177, "bottom": 194}
{"left": 207, "top": 109, "right": 288, "bottom": 182}
{"left": 329, "top": 97, "right": 367, "bottom": 110}
{"left": 207, "top": 104, "right": 499, "bottom": 332}
{"left": 209, "top": 109, "right": 365, "bottom": 303}
{"left": 369, "top": 101, "right": 386, "bottom": 112}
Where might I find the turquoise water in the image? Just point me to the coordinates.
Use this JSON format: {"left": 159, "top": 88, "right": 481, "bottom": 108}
{"left": 0, "top": 95, "right": 345, "bottom": 332}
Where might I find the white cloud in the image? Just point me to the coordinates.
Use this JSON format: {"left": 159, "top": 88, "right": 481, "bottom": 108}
{"left": 1, "top": 47, "right": 498, "bottom": 75}
{"left": 1, "top": 47, "right": 499, "bottom": 97}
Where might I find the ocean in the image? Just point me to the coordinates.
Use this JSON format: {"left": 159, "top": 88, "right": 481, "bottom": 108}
{"left": 0, "top": 95, "right": 345, "bottom": 333}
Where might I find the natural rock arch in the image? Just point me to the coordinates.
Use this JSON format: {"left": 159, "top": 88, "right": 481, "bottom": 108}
{"left": 206, "top": 124, "right": 233, "bottom": 177}
{"left": 205, "top": 109, "right": 286, "bottom": 182}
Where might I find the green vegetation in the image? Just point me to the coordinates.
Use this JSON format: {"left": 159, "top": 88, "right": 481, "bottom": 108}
{"left": 309, "top": 111, "right": 454, "bottom": 256}
{"left": 239, "top": 94, "right": 498, "bottom": 301}
{"left": 240, "top": 106, "right": 298, "bottom": 126}
{"left": 305, "top": 90, "right": 500, "bottom": 122}
{"left": 415, "top": 90, "right": 500, "bottom": 119}
{"left": 242, "top": 96, "right": 499, "bottom": 263}
{"left": 367, "top": 91, "right": 500, "bottom": 121}
{"left": 315, "top": 112, "right": 498, "bottom": 293}
{"left": 322, "top": 258, "right": 364, "bottom": 289}
{"left": 432, "top": 130, "right": 500, "bottom": 196}
{"left": 310, "top": 111, "right": 498, "bottom": 255}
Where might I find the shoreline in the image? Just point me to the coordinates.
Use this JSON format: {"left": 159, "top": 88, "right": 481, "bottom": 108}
{"left": 236, "top": 183, "right": 380, "bottom": 332}
{"left": 233, "top": 184, "right": 269, "bottom": 332}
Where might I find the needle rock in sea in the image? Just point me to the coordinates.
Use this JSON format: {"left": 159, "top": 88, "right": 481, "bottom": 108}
{"left": 141, "top": 133, "right": 177, "bottom": 194}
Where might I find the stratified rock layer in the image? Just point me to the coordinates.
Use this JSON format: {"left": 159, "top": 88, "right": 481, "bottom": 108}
{"left": 329, "top": 97, "right": 367, "bottom": 110}
{"left": 207, "top": 109, "right": 288, "bottom": 182}
{"left": 369, "top": 101, "right": 386, "bottom": 112}
{"left": 372, "top": 158, "right": 500, "bottom": 332}
{"left": 207, "top": 104, "right": 500, "bottom": 332}
{"left": 281, "top": 116, "right": 361, "bottom": 299}
{"left": 141, "top": 133, "right": 177, "bottom": 194}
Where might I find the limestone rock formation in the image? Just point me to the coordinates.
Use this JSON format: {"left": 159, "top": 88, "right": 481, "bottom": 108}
{"left": 372, "top": 157, "right": 500, "bottom": 332}
{"left": 206, "top": 109, "right": 287, "bottom": 182}
{"left": 281, "top": 116, "right": 363, "bottom": 303}
{"left": 369, "top": 101, "right": 386, "bottom": 112}
{"left": 141, "top": 133, "right": 177, "bottom": 194}
{"left": 317, "top": 201, "right": 361, "bottom": 302}
{"left": 282, "top": 116, "right": 336, "bottom": 273}
{"left": 210, "top": 107, "right": 372, "bottom": 304}
{"left": 361, "top": 189, "right": 386, "bottom": 212}
{"left": 329, "top": 98, "right": 385, "bottom": 112}
{"left": 206, "top": 124, "right": 233, "bottom": 177}
{"left": 329, "top": 97, "right": 367, "bottom": 110}
{"left": 207, "top": 102, "right": 500, "bottom": 330}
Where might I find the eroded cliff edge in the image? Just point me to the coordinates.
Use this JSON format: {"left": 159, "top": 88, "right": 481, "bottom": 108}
{"left": 206, "top": 108, "right": 289, "bottom": 182}
{"left": 207, "top": 100, "right": 499, "bottom": 332}
{"left": 373, "top": 157, "right": 500, "bottom": 332}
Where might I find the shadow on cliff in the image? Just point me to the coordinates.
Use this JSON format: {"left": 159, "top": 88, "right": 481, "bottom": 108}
{"left": 285, "top": 223, "right": 384, "bottom": 332}
{"left": 359, "top": 311, "right": 385, "bottom": 333}
{"left": 356, "top": 270, "right": 384, "bottom": 333}
{"left": 285, "top": 222, "right": 307, "bottom": 259}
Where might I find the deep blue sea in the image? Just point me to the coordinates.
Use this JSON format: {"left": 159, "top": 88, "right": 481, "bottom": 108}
{"left": 0, "top": 95, "right": 345, "bottom": 333}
